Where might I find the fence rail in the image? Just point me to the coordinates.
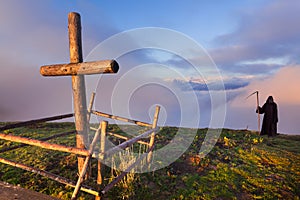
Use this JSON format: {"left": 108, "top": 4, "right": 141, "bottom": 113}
{"left": 0, "top": 113, "right": 74, "bottom": 132}
{"left": 0, "top": 130, "right": 75, "bottom": 153}
{"left": 0, "top": 133, "right": 90, "bottom": 156}
{"left": 0, "top": 105, "right": 160, "bottom": 199}
{"left": 0, "top": 156, "right": 99, "bottom": 196}
{"left": 92, "top": 110, "right": 152, "bottom": 127}
{"left": 102, "top": 127, "right": 158, "bottom": 158}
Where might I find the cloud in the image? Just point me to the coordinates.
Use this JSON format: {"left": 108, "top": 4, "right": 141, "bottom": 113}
{"left": 231, "top": 0, "right": 300, "bottom": 45}
{"left": 0, "top": 1, "right": 120, "bottom": 121}
{"left": 227, "top": 65, "right": 300, "bottom": 133}
{"left": 210, "top": 0, "right": 300, "bottom": 75}
{"left": 171, "top": 77, "right": 249, "bottom": 91}
{"left": 248, "top": 66, "right": 300, "bottom": 105}
{"left": 0, "top": 2, "right": 70, "bottom": 120}
{"left": 231, "top": 65, "right": 300, "bottom": 106}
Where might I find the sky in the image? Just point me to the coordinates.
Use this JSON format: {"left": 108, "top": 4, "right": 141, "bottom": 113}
{"left": 0, "top": 0, "right": 299, "bottom": 134}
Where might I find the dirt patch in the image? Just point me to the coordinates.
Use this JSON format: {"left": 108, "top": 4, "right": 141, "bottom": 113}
{"left": 0, "top": 181, "right": 59, "bottom": 200}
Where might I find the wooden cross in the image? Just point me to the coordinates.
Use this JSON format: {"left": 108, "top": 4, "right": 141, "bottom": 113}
{"left": 40, "top": 12, "right": 119, "bottom": 173}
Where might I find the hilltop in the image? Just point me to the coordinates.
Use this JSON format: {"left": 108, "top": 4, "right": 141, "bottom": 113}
{"left": 0, "top": 122, "right": 299, "bottom": 199}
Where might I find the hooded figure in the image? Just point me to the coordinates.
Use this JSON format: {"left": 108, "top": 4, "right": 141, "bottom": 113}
{"left": 256, "top": 96, "right": 278, "bottom": 136}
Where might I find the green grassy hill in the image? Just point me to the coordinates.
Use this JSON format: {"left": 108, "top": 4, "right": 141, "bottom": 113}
{"left": 0, "top": 122, "right": 299, "bottom": 199}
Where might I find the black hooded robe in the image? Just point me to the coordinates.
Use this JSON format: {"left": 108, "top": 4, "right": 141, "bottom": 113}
{"left": 257, "top": 97, "right": 278, "bottom": 136}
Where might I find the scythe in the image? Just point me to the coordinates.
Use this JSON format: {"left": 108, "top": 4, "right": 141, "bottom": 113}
{"left": 246, "top": 91, "right": 260, "bottom": 134}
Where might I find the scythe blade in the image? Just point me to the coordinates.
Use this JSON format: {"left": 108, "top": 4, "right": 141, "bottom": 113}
{"left": 246, "top": 91, "right": 258, "bottom": 99}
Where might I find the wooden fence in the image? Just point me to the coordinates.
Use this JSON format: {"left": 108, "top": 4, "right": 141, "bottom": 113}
{"left": 0, "top": 101, "right": 160, "bottom": 199}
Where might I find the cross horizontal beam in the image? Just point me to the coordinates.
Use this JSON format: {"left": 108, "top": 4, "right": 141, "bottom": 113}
{"left": 40, "top": 59, "right": 119, "bottom": 76}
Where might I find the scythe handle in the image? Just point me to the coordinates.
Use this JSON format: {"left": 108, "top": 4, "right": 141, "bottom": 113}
{"left": 256, "top": 92, "right": 260, "bottom": 134}
{"left": 256, "top": 92, "right": 259, "bottom": 108}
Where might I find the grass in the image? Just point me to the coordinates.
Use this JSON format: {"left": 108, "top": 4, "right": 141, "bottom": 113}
{"left": 0, "top": 122, "right": 299, "bottom": 199}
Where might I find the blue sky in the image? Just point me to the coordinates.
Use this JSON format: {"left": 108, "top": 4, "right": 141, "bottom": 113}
{"left": 0, "top": 0, "right": 299, "bottom": 134}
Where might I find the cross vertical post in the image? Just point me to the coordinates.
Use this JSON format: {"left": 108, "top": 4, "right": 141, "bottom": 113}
{"left": 40, "top": 12, "right": 119, "bottom": 197}
{"left": 68, "top": 12, "right": 89, "bottom": 174}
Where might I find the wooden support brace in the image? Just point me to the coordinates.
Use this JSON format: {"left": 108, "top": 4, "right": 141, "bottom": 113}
{"left": 99, "top": 127, "right": 159, "bottom": 159}
{"left": 92, "top": 110, "right": 152, "bottom": 127}
{"left": 86, "top": 92, "right": 96, "bottom": 178}
{"left": 71, "top": 122, "right": 102, "bottom": 199}
{"left": 90, "top": 127, "right": 149, "bottom": 146}
{"left": 0, "top": 156, "right": 99, "bottom": 196}
{"left": 147, "top": 105, "right": 160, "bottom": 163}
{"left": 107, "top": 132, "right": 149, "bottom": 146}
{"left": 87, "top": 92, "right": 96, "bottom": 122}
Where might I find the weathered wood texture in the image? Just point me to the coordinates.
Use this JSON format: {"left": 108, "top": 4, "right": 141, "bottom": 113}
{"left": 101, "top": 127, "right": 159, "bottom": 158}
{"left": 0, "top": 130, "right": 75, "bottom": 153}
{"left": 95, "top": 121, "right": 107, "bottom": 200}
{"left": 87, "top": 92, "right": 96, "bottom": 122}
{"left": 90, "top": 127, "right": 149, "bottom": 146}
{"left": 68, "top": 12, "right": 89, "bottom": 173}
{"left": 87, "top": 93, "right": 96, "bottom": 178}
{"left": 71, "top": 123, "right": 102, "bottom": 200}
{"left": 0, "top": 157, "right": 99, "bottom": 196}
{"left": 92, "top": 110, "right": 152, "bottom": 127}
{"left": 147, "top": 105, "right": 160, "bottom": 163}
{"left": 0, "top": 113, "right": 74, "bottom": 132}
{"left": 68, "top": 12, "right": 83, "bottom": 63}
{"left": 107, "top": 132, "right": 149, "bottom": 146}
{"left": 0, "top": 133, "right": 89, "bottom": 156}
{"left": 40, "top": 60, "right": 119, "bottom": 76}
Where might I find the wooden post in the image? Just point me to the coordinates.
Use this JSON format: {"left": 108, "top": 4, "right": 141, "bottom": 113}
{"left": 147, "top": 105, "right": 160, "bottom": 163}
{"left": 68, "top": 12, "right": 89, "bottom": 174}
{"left": 96, "top": 121, "right": 107, "bottom": 200}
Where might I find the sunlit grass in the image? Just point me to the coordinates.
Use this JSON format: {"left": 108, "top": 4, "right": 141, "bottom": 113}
{"left": 0, "top": 123, "right": 299, "bottom": 199}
